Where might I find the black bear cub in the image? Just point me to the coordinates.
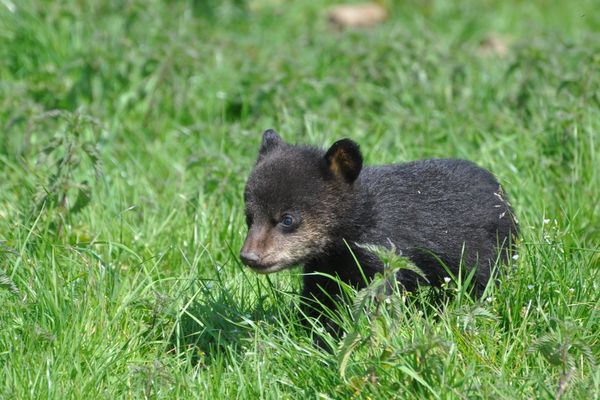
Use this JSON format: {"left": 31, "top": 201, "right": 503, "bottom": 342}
{"left": 241, "top": 130, "right": 517, "bottom": 324}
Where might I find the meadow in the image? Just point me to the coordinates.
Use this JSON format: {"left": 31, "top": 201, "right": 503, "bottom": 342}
{"left": 0, "top": 0, "right": 599, "bottom": 398}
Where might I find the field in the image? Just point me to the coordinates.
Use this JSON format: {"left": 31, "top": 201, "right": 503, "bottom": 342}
{"left": 1, "top": 0, "right": 599, "bottom": 398}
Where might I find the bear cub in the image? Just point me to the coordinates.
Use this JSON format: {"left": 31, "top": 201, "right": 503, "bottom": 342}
{"left": 241, "top": 130, "right": 517, "bottom": 324}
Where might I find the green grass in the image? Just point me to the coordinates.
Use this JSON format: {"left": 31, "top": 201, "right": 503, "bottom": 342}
{"left": 1, "top": 0, "right": 599, "bottom": 398}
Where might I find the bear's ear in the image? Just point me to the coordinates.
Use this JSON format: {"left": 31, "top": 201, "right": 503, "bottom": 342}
{"left": 324, "top": 139, "right": 363, "bottom": 183}
{"left": 258, "top": 129, "right": 283, "bottom": 160}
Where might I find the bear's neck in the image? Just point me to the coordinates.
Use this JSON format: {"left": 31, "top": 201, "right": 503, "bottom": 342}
{"left": 304, "top": 182, "right": 382, "bottom": 283}
{"left": 336, "top": 180, "right": 376, "bottom": 242}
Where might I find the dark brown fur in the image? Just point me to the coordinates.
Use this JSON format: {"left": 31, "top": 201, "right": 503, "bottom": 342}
{"left": 241, "top": 130, "right": 518, "bottom": 329}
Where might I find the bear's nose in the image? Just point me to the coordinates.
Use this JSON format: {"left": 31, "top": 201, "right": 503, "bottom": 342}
{"left": 240, "top": 251, "right": 260, "bottom": 267}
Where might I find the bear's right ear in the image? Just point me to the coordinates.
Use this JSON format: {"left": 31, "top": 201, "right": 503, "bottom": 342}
{"left": 258, "top": 129, "right": 283, "bottom": 160}
{"left": 325, "top": 138, "right": 363, "bottom": 183}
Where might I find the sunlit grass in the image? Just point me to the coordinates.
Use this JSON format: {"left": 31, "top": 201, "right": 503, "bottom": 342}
{"left": 1, "top": 0, "right": 598, "bottom": 398}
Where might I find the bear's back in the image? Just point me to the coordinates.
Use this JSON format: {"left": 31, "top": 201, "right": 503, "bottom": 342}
{"left": 356, "top": 159, "right": 516, "bottom": 286}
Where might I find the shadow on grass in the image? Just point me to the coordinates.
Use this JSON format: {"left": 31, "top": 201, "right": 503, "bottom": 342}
{"left": 169, "top": 280, "right": 294, "bottom": 365}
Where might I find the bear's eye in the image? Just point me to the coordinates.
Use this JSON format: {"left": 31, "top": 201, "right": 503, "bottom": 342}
{"left": 280, "top": 214, "right": 294, "bottom": 228}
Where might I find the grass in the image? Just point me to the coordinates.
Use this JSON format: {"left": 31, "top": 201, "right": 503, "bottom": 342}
{"left": 1, "top": 0, "right": 599, "bottom": 398}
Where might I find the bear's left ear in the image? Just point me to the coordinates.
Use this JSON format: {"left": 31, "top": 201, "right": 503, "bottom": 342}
{"left": 324, "top": 139, "right": 363, "bottom": 183}
{"left": 257, "top": 129, "right": 284, "bottom": 162}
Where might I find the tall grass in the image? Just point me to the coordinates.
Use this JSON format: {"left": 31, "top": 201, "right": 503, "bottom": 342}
{"left": 1, "top": 0, "right": 598, "bottom": 398}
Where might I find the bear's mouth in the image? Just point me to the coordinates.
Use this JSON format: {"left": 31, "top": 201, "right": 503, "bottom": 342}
{"left": 240, "top": 254, "right": 301, "bottom": 274}
{"left": 240, "top": 252, "right": 289, "bottom": 274}
{"left": 248, "top": 263, "right": 290, "bottom": 274}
